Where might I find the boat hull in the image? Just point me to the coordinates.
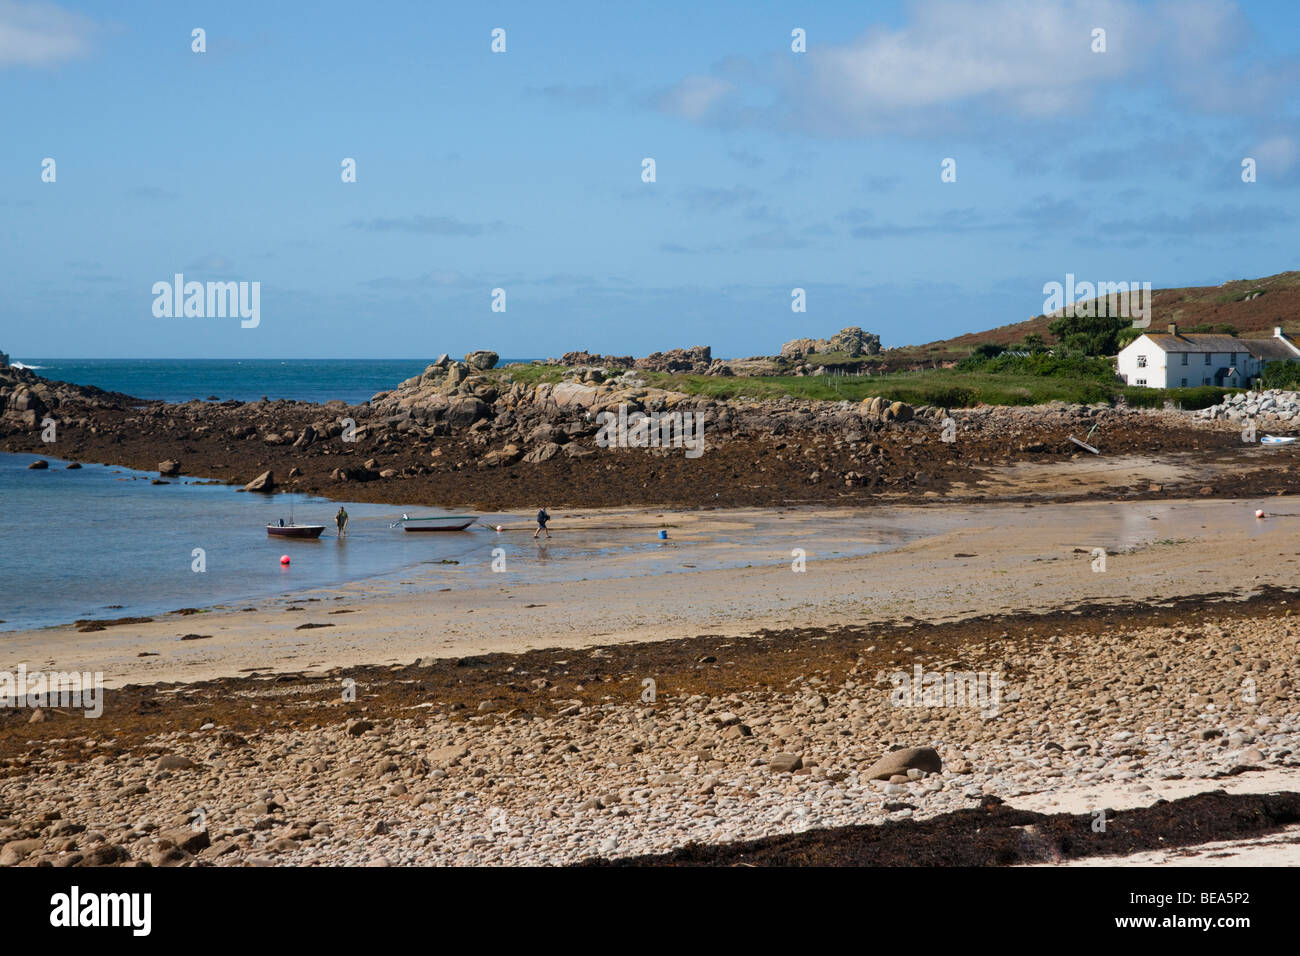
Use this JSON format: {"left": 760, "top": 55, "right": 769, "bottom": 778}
{"left": 267, "top": 525, "right": 326, "bottom": 538}
{"left": 401, "top": 517, "right": 476, "bottom": 532}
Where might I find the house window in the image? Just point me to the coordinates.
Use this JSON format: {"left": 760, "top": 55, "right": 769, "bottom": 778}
{"left": 1137, "top": 354, "right": 1147, "bottom": 368}
{"left": 1204, "top": 353, "right": 1212, "bottom": 365}
{"left": 1181, "top": 353, "right": 1189, "bottom": 366}
{"left": 1181, "top": 378, "right": 1188, "bottom": 387}
{"left": 1135, "top": 378, "right": 1147, "bottom": 386}
{"left": 1203, "top": 377, "right": 1211, "bottom": 385}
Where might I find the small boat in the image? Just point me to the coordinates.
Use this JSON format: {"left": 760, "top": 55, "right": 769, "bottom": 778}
{"left": 397, "top": 513, "right": 477, "bottom": 532}
{"left": 1261, "top": 435, "right": 1296, "bottom": 445}
{"left": 267, "top": 523, "right": 325, "bottom": 538}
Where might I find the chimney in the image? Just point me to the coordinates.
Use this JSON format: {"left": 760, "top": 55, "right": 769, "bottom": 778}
{"left": 1167, "top": 323, "right": 1178, "bottom": 336}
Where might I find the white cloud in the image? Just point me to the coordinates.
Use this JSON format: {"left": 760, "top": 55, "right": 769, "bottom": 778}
{"left": 0, "top": 0, "right": 94, "bottom": 67}
{"left": 1250, "top": 135, "right": 1300, "bottom": 175}
{"left": 657, "top": 0, "right": 1280, "bottom": 135}
{"left": 656, "top": 74, "right": 733, "bottom": 121}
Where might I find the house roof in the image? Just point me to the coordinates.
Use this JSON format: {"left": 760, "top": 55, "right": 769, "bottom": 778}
{"left": 1243, "top": 338, "right": 1300, "bottom": 360}
{"left": 1142, "top": 333, "right": 1248, "bottom": 352}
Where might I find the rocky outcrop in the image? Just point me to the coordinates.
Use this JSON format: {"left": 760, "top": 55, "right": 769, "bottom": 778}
{"left": 634, "top": 346, "right": 712, "bottom": 374}
{"left": 0, "top": 363, "right": 141, "bottom": 430}
{"left": 560, "top": 351, "right": 634, "bottom": 369}
{"left": 781, "top": 327, "right": 881, "bottom": 359}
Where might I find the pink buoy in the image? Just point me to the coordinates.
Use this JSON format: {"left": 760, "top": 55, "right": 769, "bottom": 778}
{"left": 280, "top": 554, "right": 291, "bottom": 565}
{"left": 1255, "top": 510, "right": 1265, "bottom": 519}
{"left": 496, "top": 525, "right": 503, "bottom": 532}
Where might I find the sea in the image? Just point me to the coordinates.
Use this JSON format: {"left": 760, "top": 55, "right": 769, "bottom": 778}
{"left": 0, "top": 358, "right": 540, "bottom": 631}
{"left": 9, "top": 358, "right": 533, "bottom": 406}
{"left": 0, "top": 453, "right": 517, "bottom": 632}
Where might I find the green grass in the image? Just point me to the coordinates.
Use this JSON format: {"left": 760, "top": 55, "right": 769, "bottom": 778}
{"left": 640, "top": 368, "right": 1124, "bottom": 407}
{"left": 497, "top": 362, "right": 1237, "bottom": 410}
{"left": 497, "top": 363, "right": 566, "bottom": 386}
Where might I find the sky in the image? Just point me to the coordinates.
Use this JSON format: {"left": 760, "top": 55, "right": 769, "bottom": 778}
{"left": 2, "top": 0, "right": 1299, "bottom": 359}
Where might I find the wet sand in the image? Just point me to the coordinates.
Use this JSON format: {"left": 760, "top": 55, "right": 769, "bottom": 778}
{"left": 7, "top": 493, "right": 1300, "bottom": 688}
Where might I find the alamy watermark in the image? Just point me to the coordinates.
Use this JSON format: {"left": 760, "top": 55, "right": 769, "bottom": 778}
{"left": 1043, "top": 273, "right": 1152, "bottom": 328}
{"left": 152, "top": 274, "right": 260, "bottom": 328}
{"left": 889, "top": 664, "right": 1005, "bottom": 717}
{"left": 1, "top": 665, "right": 103, "bottom": 718}
{"left": 595, "top": 404, "right": 706, "bottom": 458}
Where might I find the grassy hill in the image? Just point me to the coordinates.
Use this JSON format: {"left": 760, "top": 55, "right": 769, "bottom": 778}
{"left": 907, "top": 270, "right": 1300, "bottom": 360}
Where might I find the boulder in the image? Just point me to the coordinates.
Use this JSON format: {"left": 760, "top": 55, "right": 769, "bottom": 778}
{"left": 156, "top": 754, "right": 198, "bottom": 771}
{"left": 888, "top": 401, "right": 913, "bottom": 423}
{"left": 159, "top": 826, "right": 210, "bottom": 855}
{"left": 243, "top": 470, "right": 274, "bottom": 493}
{"left": 780, "top": 338, "right": 818, "bottom": 359}
{"left": 523, "top": 442, "right": 562, "bottom": 463}
{"left": 158, "top": 459, "right": 181, "bottom": 477}
{"left": 465, "top": 350, "right": 499, "bottom": 371}
{"left": 551, "top": 382, "right": 601, "bottom": 408}
{"left": 447, "top": 396, "right": 489, "bottom": 426}
{"left": 0, "top": 838, "right": 44, "bottom": 866}
{"left": 480, "top": 443, "right": 522, "bottom": 467}
{"left": 768, "top": 753, "right": 804, "bottom": 773}
{"left": 27, "top": 459, "right": 48, "bottom": 469}
{"left": 862, "top": 746, "right": 943, "bottom": 780}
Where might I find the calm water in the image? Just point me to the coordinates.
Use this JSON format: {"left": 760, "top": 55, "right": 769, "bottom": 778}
{"left": 10, "top": 358, "right": 534, "bottom": 405}
{"left": 0, "top": 452, "right": 497, "bottom": 631}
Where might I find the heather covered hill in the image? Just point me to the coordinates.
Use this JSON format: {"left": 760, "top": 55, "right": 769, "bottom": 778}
{"left": 912, "top": 270, "right": 1300, "bottom": 358}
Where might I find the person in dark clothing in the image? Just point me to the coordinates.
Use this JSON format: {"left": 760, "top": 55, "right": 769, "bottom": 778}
{"left": 534, "top": 507, "right": 551, "bottom": 539}
{"left": 335, "top": 507, "right": 348, "bottom": 537}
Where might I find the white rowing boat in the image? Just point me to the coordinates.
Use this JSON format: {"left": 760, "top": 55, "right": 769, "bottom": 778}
{"left": 396, "top": 513, "right": 477, "bottom": 532}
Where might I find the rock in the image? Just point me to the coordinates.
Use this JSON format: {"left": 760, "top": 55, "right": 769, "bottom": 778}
{"left": 634, "top": 346, "right": 712, "bottom": 374}
{"left": 27, "top": 707, "right": 46, "bottom": 723}
{"left": 863, "top": 746, "right": 943, "bottom": 780}
{"left": 243, "top": 470, "right": 274, "bottom": 493}
{"left": 159, "top": 827, "right": 210, "bottom": 854}
{"left": 523, "top": 442, "right": 562, "bottom": 464}
{"left": 430, "top": 744, "right": 470, "bottom": 767}
{"left": 768, "top": 753, "right": 804, "bottom": 773}
{"left": 0, "top": 838, "right": 44, "bottom": 866}
{"left": 27, "top": 459, "right": 48, "bottom": 469}
{"left": 158, "top": 459, "right": 181, "bottom": 476}
{"left": 887, "top": 401, "right": 914, "bottom": 423}
{"left": 465, "top": 350, "right": 499, "bottom": 371}
{"left": 447, "top": 396, "right": 489, "bottom": 426}
{"left": 155, "top": 754, "right": 197, "bottom": 771}
{"left": 480, "top": 443, "right": 522, "bottom": 468}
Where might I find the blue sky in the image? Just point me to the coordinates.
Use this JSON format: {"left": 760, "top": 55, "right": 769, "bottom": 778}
{"left": 3, "top": 0, "right": 1299, "bottom": 359}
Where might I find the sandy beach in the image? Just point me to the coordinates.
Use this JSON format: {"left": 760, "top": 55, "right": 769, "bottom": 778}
{"left": 8, "top": 493, "right": 1300, "bottom": 687}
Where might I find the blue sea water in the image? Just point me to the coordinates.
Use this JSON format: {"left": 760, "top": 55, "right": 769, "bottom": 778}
{"left": 10, "top": 358, "right": 535, "bottom": 405}
{"left": 0, "top": 452, "right": 501, "bottom": 632}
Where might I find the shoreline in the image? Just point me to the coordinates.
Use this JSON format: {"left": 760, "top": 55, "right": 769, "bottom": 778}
{"left": 3, "top": 577, "right": 1296, "bottom": 867}
{"left": 5, "top": 494, "right": 1299, "bottom": 689}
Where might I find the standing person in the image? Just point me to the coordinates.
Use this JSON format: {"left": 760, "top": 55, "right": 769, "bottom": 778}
{"left": 335, "top": 506, "right": 348, "bottom": 537}
{"left": 534, "top": 507, "right": 551, "bottom": 539}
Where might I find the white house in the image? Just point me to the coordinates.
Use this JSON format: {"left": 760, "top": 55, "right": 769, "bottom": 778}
{"left": 1117, "top": 324, "right": 1300, "bottom": 389}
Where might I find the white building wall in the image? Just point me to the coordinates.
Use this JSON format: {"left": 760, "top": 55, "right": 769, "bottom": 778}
{"left": 1117, "top": 336, "right": 1167, "bottom": 388}
{"left": 1117, "top": 339, "right": 1263, "bottom": 389}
